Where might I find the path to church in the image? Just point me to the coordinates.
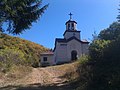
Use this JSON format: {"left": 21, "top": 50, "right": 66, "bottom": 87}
{"left": 22, "top": 67, "right": 67, "bottom": 85}
{"left": 0, "top": 63, "right": 78, "bottom": 90}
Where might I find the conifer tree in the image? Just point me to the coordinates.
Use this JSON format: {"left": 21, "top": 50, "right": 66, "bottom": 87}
{"left": 0, "top": 0, "right": 48, "bottom": 34}
{"left": 117, "top": 4, "right": 120, "bottom": 22}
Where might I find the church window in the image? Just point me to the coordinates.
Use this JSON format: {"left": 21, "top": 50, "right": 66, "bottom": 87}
{"left": 71, "top": 23, "right": 74, "bottom": 30}
{"left": 43, "top": 57, "right": 47, "bottom": 61}
{"left": 72, "top": 23, "right": 74, "bottom": 27}
{"left": 68, "top": 24, "right": 70, "bottom": 30}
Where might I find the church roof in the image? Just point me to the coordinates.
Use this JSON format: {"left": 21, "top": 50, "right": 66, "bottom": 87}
{"left": 63, "top": 30, "right": 80, "bottom": 36}
{"left": 67, "top": 36, "right": 89, "bottom": 44}
{"left": 40, "top": 51, "right": 54, "bottom": 55}
{"left": 53, "top": 37, "right": 89, "bottom": 51}
{"left": 65, "top": 20, "right": 77, "bottom": 25}
{"left": 55, "top": 38, "right": 66, "bottom": 42}
{"left": 81, "top": 39, "right": 89, "bottom": 43}
{"left": 40, "top": 49, "right": 54, "bottom": 55}
{"left": 55, "top": 37, "right": 89, "bottom": 44}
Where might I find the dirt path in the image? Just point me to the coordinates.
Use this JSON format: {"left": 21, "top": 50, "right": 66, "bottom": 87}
{"left": 0, "top": 62, "right": 79, "bottom": 90}
{"left": 21, "top": 66, "right": 68, "bottom": 86}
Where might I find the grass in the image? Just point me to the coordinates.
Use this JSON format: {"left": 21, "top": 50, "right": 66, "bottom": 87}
{"left": 0, "top": 65, "right": 32, "bottom": 87}
{"left": 6, "top": 65, "right": 32, "bottom": 79}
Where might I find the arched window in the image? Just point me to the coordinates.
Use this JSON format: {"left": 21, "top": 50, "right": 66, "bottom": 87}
{"left": 72, "top": 23, "right": 74, "bottom": 30}
{"left": 68, "top": 23, "right": 70, "bottom": 30}
{"left": 71, "top": 50, "right": 77, "bottom": 60}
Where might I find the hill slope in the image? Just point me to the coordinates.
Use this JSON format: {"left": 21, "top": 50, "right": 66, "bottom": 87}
{"left": 0, "top": 33, "right": 48, "bottom": 67}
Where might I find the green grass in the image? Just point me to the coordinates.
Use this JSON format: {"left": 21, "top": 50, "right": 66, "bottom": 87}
{"left": 0, "top": 33, "right": 48, "bottom": 68}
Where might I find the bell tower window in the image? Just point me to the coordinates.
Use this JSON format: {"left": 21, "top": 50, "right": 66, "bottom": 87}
{"left": 72, "top": 23, "right": 74, "bottom": 30}
{"left": 68, "top": 23, "right": 70, "bottom": 30}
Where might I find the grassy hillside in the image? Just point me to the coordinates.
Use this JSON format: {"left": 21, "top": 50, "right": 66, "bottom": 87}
{"left": 0, "top": 33, "right": 48, "bottom": 69}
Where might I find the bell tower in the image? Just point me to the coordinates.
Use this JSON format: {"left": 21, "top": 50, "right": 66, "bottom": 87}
{"left": 64, "top": 13, "right": 81, "bottom": 40}
{"left": 66, "top": 13, "right": 77, "bottom": 30}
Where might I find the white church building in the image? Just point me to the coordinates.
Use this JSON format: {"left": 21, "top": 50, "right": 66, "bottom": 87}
{"left": 40, "top": 13, "right": 89, "bottom": 66}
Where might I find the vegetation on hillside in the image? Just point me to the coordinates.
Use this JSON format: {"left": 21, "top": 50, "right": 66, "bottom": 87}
{"left": 76, "top": 8, "right": 120, "bottom": 90}
{"left": 0, "top": 33, "right": 48, "bottom": 73}
{"left": 76, "top": 22, "right": 120, "bottom": 90}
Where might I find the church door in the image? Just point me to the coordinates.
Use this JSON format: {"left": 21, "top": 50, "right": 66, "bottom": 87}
{"left": 71, "top": 50, "right": 77, "bottom": 60}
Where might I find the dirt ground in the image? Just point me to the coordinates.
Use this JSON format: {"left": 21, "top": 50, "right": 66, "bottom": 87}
{"left": 0, "top": 62, "right": 79, "bottom": 90}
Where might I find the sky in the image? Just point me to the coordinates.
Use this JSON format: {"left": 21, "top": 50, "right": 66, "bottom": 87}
{"left": 14, "top": 0, "right": 119, "bottom": 49}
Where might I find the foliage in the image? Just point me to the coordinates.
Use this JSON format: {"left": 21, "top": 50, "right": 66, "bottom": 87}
{"left": 0, "top": 0, "right": 48, "bottom": 34}
{"left": 0, "top": 49, "right": 25, "bottom": 73}
{"left": 85, "top": 37, "right": 120, "bottom": 90}
{"left": 117, "top": 4, "right": 120, "bottom": 22}
{"left": 78, "top": 55, "right": 90, "bottom": 64}
{"left": 0, "top": 34, "right": 48, "bottom": 68}
{"left": 98, "top": 22, "right": 120, "bottom": 40}
{"left": 76, "top": 21, "right": 120, "bottom": 90}
{"left": 89, "top": 40, "right": 110, "bottom": 60}
{"left": 75, "top": 56, "right": 92, "bottom": 90}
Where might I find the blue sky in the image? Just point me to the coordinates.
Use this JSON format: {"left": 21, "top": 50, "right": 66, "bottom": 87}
{"left": 15, "top": 0, "right": 119, "bottom": 49}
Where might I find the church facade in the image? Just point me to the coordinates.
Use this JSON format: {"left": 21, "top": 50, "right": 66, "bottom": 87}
{"left": 40, "top": 14, "right": 89, "bottom": 66}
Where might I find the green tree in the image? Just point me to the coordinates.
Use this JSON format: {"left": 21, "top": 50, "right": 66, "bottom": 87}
{"left": 117, "top": 4, "right": 120, "bottom": 22}
{"left": 86, "top": 37, "right": 120, "bottom": 90}
{"left": 86, "top": 22, "right": 120, "bottom": 89}
{"left": 98, "top": 22, "right": 120, "bottom": 40}
{"left": 0, "top": 0, "right": 48, "bottom": 34}
{"left": 77, "top": 21, "right": 120, "bottom": 90}
{"left": 89, "top": 40, "right": 110, "bottom": 61}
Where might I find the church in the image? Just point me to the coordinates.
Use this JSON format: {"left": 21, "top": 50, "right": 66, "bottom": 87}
{"left": 40, "top": 13, "right": 89, "bottom": 66}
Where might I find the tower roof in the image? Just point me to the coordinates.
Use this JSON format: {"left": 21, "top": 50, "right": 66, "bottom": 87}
{"left": 65, "top": 13, "right": 77, "bottom": 25}
{"left": 65, "top": 20, "right": 77, "bottom": 25}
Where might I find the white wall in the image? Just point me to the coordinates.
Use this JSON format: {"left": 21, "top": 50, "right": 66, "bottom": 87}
{"left": 64, "top": 32, "right": 80, "bottom": 40}
{"left": 81, "top": 44, "right": 89, "bottom": 55}
{"left": 41, "top": 55, "right": 54, "bottom": 66}
{"left": 67, "top": 39, "right": 82, "bottom": 60}
{"left": 54, "top": 39, "right": 88, "bottom": 64}
{"left": 54, "top": 42, "right": 68, "bottom": 64}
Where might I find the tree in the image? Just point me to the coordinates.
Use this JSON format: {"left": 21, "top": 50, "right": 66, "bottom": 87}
{"left": 76, "top": 21, "right": 120, "bottom": 90}
{"left": 87, "top": 21, "right": 120, "bottom": 89}
{"left": 117, "top": 4, "right": 120, "bottom": 22}
{"left": 0, "top": 0, "right": 48, "bottom": 34}
{"left": 89, "top": 40, "right": 110, "bottom": 61}
{"left": 86, "top": 37, "right": 120, "bottom": 90}
{"left": 98, "top": 22, "right": 120, "bottom": 40}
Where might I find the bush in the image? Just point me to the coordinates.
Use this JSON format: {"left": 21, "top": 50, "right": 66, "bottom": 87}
{"left": 78, "top": 55, "right": 90, "bottom": 64}
{"left": 0, "top": 49, "right": 26, "bottom": 73}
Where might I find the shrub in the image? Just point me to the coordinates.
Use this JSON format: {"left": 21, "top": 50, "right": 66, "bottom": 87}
{"left": 0, "top": 49, "right": 26, "bottom": 73}
{"left": 78, "top": 55, "right": 90, "bottom": 64}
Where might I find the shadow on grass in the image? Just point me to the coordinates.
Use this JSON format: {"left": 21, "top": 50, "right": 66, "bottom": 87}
{"left": 0, "top": 81, "right": 79, "bottom": 90}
